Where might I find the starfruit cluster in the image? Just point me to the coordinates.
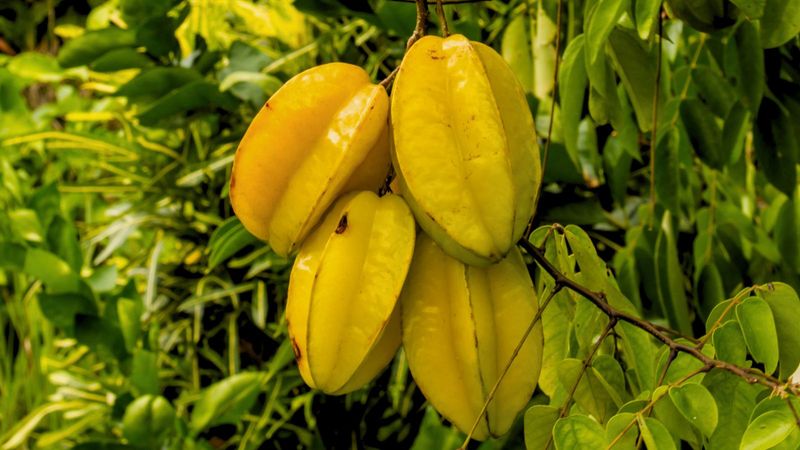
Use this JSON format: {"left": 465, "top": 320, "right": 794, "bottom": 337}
{"left": 229, "top": 34, "right": 543, "bottom": 440}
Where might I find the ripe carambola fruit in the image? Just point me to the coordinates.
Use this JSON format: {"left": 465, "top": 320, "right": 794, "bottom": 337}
{"left": 230, "top": 63, "right": 391, "bottom": 257}
{"left": 391, "top": 34, "right": 541, "bottom": 267}
{"left": 665, "top": 0, "right": 738, "bottom": 33}
{"left": 401, "top": 235, "right": 543, "bottom": 440}
{"left": 286, "top": 191, "right": 415, "bottom": 395}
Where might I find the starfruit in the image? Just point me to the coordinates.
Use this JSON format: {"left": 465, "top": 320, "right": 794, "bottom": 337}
{"left": 230, "top": 63, "right": 391, "bottom": 257}
{"left": 401, "top": 235, "right": 543, "bottom": 440}
{"left": 665, "top": 0, "right": 738, "bottom": 33}
{"left": 286, "top": 191, "right": 415, "bottom": 395}
{"left": 391, "top": 34, "right": 541, "bottom": 266}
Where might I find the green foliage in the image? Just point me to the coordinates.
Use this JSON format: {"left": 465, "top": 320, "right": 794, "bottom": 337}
{"left": 0, "top": 0, "right": 799, "bottom": 448}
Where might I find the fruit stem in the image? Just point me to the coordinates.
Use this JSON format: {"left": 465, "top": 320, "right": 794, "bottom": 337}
{"left": 407, "top": 0, "right": 429, "bottom": 50}
{"left": 435, "top": 0, "right": 450, "bottom": 37}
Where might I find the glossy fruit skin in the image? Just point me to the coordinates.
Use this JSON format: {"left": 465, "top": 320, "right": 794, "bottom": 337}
{"left": 391, "top": 34, "right": 541, "bottom": 267}
{"left": 401, "top": 235, "right": 543, "bottom": 440}
{"left": 230, "top": 63, "right": 391, "bottom": 257}
{"left": 666, "top": 0, "right": 739, "bottom": 33}
{"left": 285, "top": 191, "right": 415, "bottom": 395}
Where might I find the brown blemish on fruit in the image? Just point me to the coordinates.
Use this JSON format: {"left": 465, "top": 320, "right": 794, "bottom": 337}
{"left": 291, "top": 336, "right": 301, "bottom": 360}
{"left": 427, "top": 49, "right": 445, "bottom": 60}
{"left": 335, "top": 213, "right": 348, "bottom": 234}
{"left": 264, "top": 102, "right": 272, "bottom": 110}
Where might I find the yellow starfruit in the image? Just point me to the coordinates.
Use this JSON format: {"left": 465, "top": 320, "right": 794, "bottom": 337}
{"left": 286, "top": 191, "right": 415, "bottom": 395}
{"left": 401, "top": 234, "right": 543, "bottom": 440}
{"left": 391, "top": 34, "right": 541, "bottom": 266}
{"left": 230, "top": 63, "right": 391, "bottom": 256}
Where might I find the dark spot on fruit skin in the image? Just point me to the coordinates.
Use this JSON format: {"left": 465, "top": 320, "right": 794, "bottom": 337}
{"left": 264, "top": 102, "right": 272, "bottom": 110}
{"left": 291, "top": 336, "right": 301, "bottom": 360}
{"left": 229, "top": 173, "right": 236, "bottom": 190}
{"left": 427, "top": 49, "right": 445, "bottom": 60}
{"left": 335, "top": 213, "right": 348, "bottom": 234}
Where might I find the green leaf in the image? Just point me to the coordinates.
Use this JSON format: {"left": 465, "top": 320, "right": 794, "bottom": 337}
{"left": 634, "top": 0, "right": 663, "bottom": 38}
{"left": 502, "top": 15, "right": 533, "bottom": 93}
{"left": 654, "top": 213, "right": 692, "bottom": 335}
{"left": 706, "top": 299, "right": 735, "bottom": 331}
{"left": 721, "top": 101, "right": 751, "bottom": 165}
{"left": 117, "top": 297, "right": 143, "bottom": 351}
{"left": 130, "top": 349, "right": 159, "bottom": 396}
{"left": 740, "top": 410, "right": 795, "bottom": 450}
{"left": 652, "top": 385, "right": 701, "bottom": 446}
{"left": 603, "top": 134, "right": 633, "bottom": 206}
{"left": 585, "top": 0, "right": 626, "bottom": 67}
{"left": 697, "top": 262, "right": 725, "bottom": 319}
{"left": 692, "top": 66, "right": 736, "bottom": 118}
{"left": 38, "top": 293, "right": 98, "bottom": 331}
{"left": 115, "top": 67, "right": 202, "bottom": 102}
{"left": 655, "top": 128, "right": 681, "bottom": 215}
{"left": 576, "top": 117, "right": 603, "bottom": 187}
{"left": 524, "top": 405, "right": 559, "bottom": 450}
{"left": 759, "top": 0, "right": 800, "bottom": 48}
{"left": 119, "top": 0, "right": 176, "bottom": 27}
{"left": 553, "top": 415, "right": 606, "bottom": 450}
{"left": 736, "top": 297, "right": 779, "bottom": 374}
{"left": 733, "top": 22, "right": 764, "bottom": 111}
{"left": 558, "top": 35, "right": 587, "bottom": 171}
{"left": 87, "top": 265, "right": 117, "bottom": 293}
{"left": 774, "top": 192, "right": 800, "bottom": 273}
{"left": 669, "top": 383, "right": 718, "bottom": 437}
{"left": 57, "top": 28, "right": 137, "bottom": 68}
{"left": 190, "top": 372, "right": 266, "bottom": 433}
{"left": 563, "top": 226, "right": 658, "bottom": 391}
{"left": 592, "top": 354, "right": 628, "bottom": 407}
{"left": 607, "top": 27, "right": 657, "bottom": 132}
{"left": 24, "top": 248, "right": 82, "bottom": 294}
{"left": 9, "top": 209, "right": 44, "bottom": 243}
{"left": 704, "top": 370, "right": 761, "bottom": 449}
{"left": 638, "top": 417, "right": 676, "bottom": 450}
{"left": 730, "top": 0, "right": 766, "bottom": 18}
{"left": 713, "top": 320, "right": 748, "bottom": 366}
{"left": 47, "top": 216, "right": 83, "bottom": 273}
{"left": 681, "top": 98, "right": 723, "bottom": 169}
{"left": 136, "top": 80, "right": 236, "bottom": 125}
{"left": 605, "top": 412, "right": 637, "bottom": 449}
{"left": 208, "top": 217, "right": 259, "bottom": 270}
{"left": 122, "top": 395, "right": 176, "bottom": 445}
{"left": 75, "top": 314, "right": 128, "bottom": 361}
{"left": 90, "top": 48, "right": 152, "bottom": 72}
{"left": 557, "top": 358, "right": 617, "bottom": 423}
{"left": 754, "top": 97, "right": 798, "bottom": 196}
{"left": 757, "top": 282, "right": 800, "bottom": 379}
{"left": 6, "top": 52, "right": 63, "bottom": 83}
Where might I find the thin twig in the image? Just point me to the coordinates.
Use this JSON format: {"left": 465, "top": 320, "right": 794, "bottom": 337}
{"left": 407, "top": 0, "right": 430, "bottom": 50}
{"left": 435, "top": 0, "right": 450, "bottom": 36}
{"left": 525, "top": 0, "right": 564, "bottom": 239}
{"left": 518, "top": 238, "right": 800, "bottom": 397}
{"left": 379, "top": 66, "right": 400, "bottom": 89}
{"left": 459, "top": 283, "right": 561, "bottom": 449}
